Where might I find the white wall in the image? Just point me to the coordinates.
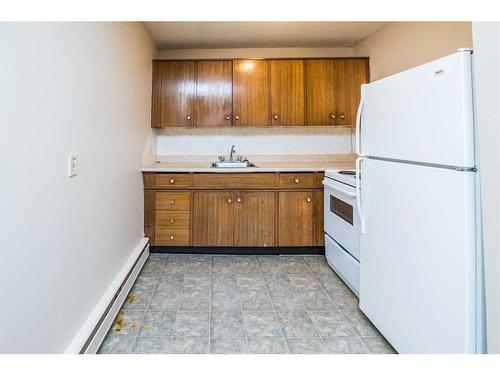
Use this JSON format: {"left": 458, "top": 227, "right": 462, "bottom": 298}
{"left": 472, "top": 22, "right": 500, "bottom": 354}
{"left": 354, "top": 22, "right": 472, "bottom": 81}
{"left": 0, "top": 22, "right": 156, "bottom": 353}
{"left": 155, "top": 127, "right": 354, "bottom": 157}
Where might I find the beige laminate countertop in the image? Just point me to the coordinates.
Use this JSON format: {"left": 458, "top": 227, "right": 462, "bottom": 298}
{"left": 142, "top": 154, "right": 356, "bottom": 173}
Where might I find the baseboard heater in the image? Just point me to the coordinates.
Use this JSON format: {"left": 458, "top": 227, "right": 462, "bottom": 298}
{"left": 80, "top": 241, "right": 150, "bottom": 354}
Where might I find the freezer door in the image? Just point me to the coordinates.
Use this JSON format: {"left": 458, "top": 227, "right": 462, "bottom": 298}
{"left": 359, "top": 159, "right": 477, "bottom": 353}
{"left": 359, "top": 50, "right": 474, "bottom": 168}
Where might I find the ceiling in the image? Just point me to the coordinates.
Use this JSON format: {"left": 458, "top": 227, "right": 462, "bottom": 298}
{"left": 144, "top": 22, "right": 389, "bottom": 49}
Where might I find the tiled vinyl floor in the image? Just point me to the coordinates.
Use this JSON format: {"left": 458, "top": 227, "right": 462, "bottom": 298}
{"left": 98, "top": 254, "right": 396, "bottom": 354}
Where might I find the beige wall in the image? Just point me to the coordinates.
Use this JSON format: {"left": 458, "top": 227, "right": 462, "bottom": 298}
{"left": 0, "top": 22, "right": 156, "bottom": 353}
{"left": 354, "top": 22, "right": 472, "bottom": 81}
{"left": 157, "top": 46, "right": 353, "bottom": 59}
{"left": 472, "top": 22, "right": 500, "bottom": 354}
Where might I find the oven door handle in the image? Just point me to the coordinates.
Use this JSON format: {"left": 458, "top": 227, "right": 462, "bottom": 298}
{"left": 322, "top": 180, "right": 357, "bottom": 198}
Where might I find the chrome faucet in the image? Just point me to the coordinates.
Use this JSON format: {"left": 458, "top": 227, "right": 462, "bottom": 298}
{"left": 229, "top": 145, "right": 236, "bottom": 160}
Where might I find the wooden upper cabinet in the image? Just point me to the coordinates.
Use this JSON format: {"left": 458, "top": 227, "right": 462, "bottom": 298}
{"left": 192, "top": 191, "right": 234, "bottom": 246}
{"left": 234, "top": 192, "right": 276, "bottom": 247}
{"left": 306, "top": 59, "right": 368, "bottom": 126}
{"left": 306, "top": 59, "right": 337, "bottom": 126}
{"left": 344, "top": 59, "right": 369, "bottom": 125}
{"left": 196, "top": 60, "right": 233, "bottom": 127}
{"left": 151, "top": 61, "right": 162, "bottom": 128}
{"left": 270, "top": 60, "right": 305, "bottom": 126}
{"left": 233, "top": 60, "right": 270, "bottom": 126}
{"left": 151, "top": 58, "right": 368, "bottom": 128}
{"left": 278, "top": 191, "right": 315, "bottom": 247}
{"left": 156, "top": 61, "right": 195, "bottom": 127}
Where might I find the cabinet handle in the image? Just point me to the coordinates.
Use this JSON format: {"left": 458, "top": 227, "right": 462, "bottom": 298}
{"left": 234, "top": 115, "right": 240, "bottom": 121}
{"left": 339, "top": 113, "right": 345, "bottom": 120}
{"left": 186, "top": 115, "right": 192, "bottom": 120}
{"left": 306, "top": 197, "right": 312, "bottom": 203}
{"left": 227, "top": 198, "right": 232, "bottom": 204}
{"left": 169, "top": 178, "right": 175, "bottom": 184}
{"left": 273, "top": 113, "right": 279, "bottom": 120}
{"left": 169, "top": 234, "right": 175, "bottom": 240}
{"left": 330, "top": 113, "right": 337, "bottom": 120}
{"left": 294, "top": 178, "right": 300, "bottom": 184}
{"left": 169, "top": 218, "right": 175, "bottom": 224}
{"left": 236, "top": 197, "right": 242, "bottom": 203}
{"left": 224, "top": 114, "right": 232, "bottom": 120}
{"left": 170, "top": 200, "right": 175, "bottom": 205}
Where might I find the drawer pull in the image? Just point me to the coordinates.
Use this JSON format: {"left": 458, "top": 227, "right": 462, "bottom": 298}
{"left": 236, "top": 197, "right": 242, "bottom": 203}
{"left": 306, "top": 197, "right": 312, "bottom": 203}
{"left": 186, "top": 115, "right": 191, "bottom": 121}
{"left": 169, "top": 178, "right": 175, "bottom": 184}
{"left": 227, "top": 198, "right": 232, "bottom": 204}
{"left": 339, "top": 113, "right": 345, "bottom": 120}
{"left": 170, "top": 200, "right": 175, "bottom": 205}
{"left": 169, "top": 234, "right": 175, "bottom": 240}
{"left": 169, "top": 218, "right": 175, "bottom": 224}
{"left": 330, "top": 113, "right": 336, "bottom": 120}
{"left": 294, "top": 178, "right": 300, "bottom": 184}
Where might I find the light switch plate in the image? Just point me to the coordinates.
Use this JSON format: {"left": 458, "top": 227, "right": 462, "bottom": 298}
{"left": 68, "top": 153, "right": 78, "bottom": 178}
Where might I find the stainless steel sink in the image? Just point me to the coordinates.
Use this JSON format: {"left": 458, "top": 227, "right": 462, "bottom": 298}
{"left": 211, "top": 160, "right": 257, "bottom": 168}
{"left": 212, "top": 145, "right": 257, "bottom": 168}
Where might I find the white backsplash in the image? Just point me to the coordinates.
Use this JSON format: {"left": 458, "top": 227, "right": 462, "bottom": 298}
{"left": 156, "top": 127, "right": 355, "bottom": 156}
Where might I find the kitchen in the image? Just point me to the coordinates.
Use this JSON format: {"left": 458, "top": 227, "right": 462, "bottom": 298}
{"left": 1, "top": 12, "right": 499, "bottom": 367}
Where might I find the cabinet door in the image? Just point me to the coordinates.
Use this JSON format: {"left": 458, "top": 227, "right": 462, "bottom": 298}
{"left": 233, "top": 60, "right": 270, "bottom": 126}
{"left": 333, "top": 59, "right": 369, "bottom": 126}
{"left": 278, "top": 191, "right": 314, "bottom": 246}
{"left": 196, "top": 60, "right": 233, "bottom": 127}
{"left": 344, "top": 59, "right": 369, "bottom": 125}
{"left": 305, "top": 60, "right": 336, "bottom": 126}
{"left": 234, "top": 192, "right": 276, "bottom": 247}
{"left": 270, "top": 60, "right": 305, "bottom": 126}
{"left": 192, "top": 191, "right": 234, "bottom": 246}
{"left": 160, "top": 61, "right": 195, "bottom": 127}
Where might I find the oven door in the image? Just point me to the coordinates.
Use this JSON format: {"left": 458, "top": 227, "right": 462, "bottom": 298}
{"left": 322, "top": 178, "right": 360, "bottom": 260}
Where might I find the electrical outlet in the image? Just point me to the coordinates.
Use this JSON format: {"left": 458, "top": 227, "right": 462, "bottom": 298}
{"left": 68, "top": 153, "right": 78, "bottom": 178}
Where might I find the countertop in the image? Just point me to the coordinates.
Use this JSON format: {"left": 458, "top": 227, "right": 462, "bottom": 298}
{"left": 142, "top": 154, "right": 356, "bottom": 173}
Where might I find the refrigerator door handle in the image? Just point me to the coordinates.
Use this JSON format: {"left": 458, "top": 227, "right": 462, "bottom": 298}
{"left": 356, "top": 157, "right": 366, "bottom": 234}
{"left": 355, "top": 84, "right": 366, "bottom": 156}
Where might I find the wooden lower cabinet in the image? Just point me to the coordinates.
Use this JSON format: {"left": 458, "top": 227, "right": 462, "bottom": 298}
{"left": 192, "top": 191, "right": 234, "bottom": 246}
{"left": 314, "top": 190, "right": 325, "bottom": 246}
{"left": 192, "top": 191, "right": 276, "bottom": 247}
{"left": 234, "top": 192, "right": 276, "bottom": 247}
{"left": 144, "top": 172, "right": 325, "bottom": 248}
{"left": 278, "top": 191, "right": 315, "bottom": 247}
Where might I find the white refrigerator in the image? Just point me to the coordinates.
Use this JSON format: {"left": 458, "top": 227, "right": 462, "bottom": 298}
{"left": 356, "top": 49, "right": 486, "bottom": 354}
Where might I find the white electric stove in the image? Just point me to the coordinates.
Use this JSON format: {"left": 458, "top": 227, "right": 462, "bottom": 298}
{"left": 322, "top": 169, "right": 360, "bottom": 296}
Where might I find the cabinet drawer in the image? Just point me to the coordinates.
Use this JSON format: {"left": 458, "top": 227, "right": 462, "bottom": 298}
{"left": 156, "top": 211, "right": 190, "bottom": 228}
{"left": 156, "top": 174, "right": 192, "bottom": 188}
{"left": 156, "top": 192, "right": 190, "bottom": 211}
{"left": 278, "top": 173, "right": 316, "bottom": 188}
{"left": 155, "top": 228, "right": 190, "bottom": 246}
{"left": 193, "top": 173, "right": 276, "bottom": 189}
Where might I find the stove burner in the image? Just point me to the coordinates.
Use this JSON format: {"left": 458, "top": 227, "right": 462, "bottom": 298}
{"left": 338, "top": 170, "right": 355, "bottom": 175}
